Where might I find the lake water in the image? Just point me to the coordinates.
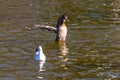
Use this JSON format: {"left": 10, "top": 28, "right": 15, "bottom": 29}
{"left": 0, "top": 0, "right": 120, "bottom": 80}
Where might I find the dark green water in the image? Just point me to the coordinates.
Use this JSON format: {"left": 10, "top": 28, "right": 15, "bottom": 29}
{"left": 0, "top": 0, "right": 120, "bottom": 80}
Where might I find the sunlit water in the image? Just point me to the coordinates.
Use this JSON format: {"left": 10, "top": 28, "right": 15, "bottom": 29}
{"left": 0, "top": 0, "right": 120, "bottom": 80}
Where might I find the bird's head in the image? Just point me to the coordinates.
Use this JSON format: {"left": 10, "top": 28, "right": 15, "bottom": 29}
{"left": 36, "top": 46, "right": 42, "bottom": 52}
{"left": 59, "top": 14, "right": 69, "bottom": 23}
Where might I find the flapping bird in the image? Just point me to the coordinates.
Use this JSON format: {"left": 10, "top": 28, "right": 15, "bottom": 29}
{"left": 34, "top": 14, "right": 69, "bottom": 42}
{"left": 55, "top": 14, "right": 69, "bottom": 42}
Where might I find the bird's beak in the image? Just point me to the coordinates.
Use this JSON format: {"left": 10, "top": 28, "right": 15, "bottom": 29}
{"left": 65, "top": 18, "right": 69, "bottom": 22}
{"left": 67, "top": 18, "right": 69, "bottom": 21}
{"left": 64, "top": 15, "right": 69, "bottom": 21}
{"left": 66, "top": 16, "right": 69, "bottom": 21}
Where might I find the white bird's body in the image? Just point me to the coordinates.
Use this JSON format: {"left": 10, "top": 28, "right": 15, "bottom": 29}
{"left": 34, "top": 46, "right": 46, "bottom": 61}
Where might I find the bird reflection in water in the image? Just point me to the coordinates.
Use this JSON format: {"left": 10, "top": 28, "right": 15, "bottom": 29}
{"left": 39, "top": 60, "right": 46, "bottom": 72}
{"left": 58, "top": 42, "right": 69, "bottom": 70}
{"left": 34, "top": 46, "right": 46, "bottom": 79}
{"left": 35, "top": 61, "right": 46, "bottom": 79}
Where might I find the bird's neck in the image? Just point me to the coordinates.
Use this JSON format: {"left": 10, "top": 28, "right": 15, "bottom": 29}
{"left": 61, "top": 23, "right": 66, "bottom": 27}
{"left": 40, "top": 49, "right": 43, "bottom": 54}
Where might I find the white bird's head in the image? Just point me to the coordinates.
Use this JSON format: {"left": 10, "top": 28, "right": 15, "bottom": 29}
{"left": 36, "top": 46, "right": 43, "bottom": 52}
{"left": 38, "top": 46, "right": 42, "bottom": 50}
{"left": 38, "top": 46, "right": 42, "bottom": 49}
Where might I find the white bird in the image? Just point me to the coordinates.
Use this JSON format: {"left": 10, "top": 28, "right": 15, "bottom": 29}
{"left": 34, "top": 46, "right": 46, "bottom": 62}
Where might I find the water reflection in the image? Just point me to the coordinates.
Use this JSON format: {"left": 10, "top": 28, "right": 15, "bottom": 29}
{"left": 58, "top": 42, "right": 69, "bottom": 55}
{"left": 34, "top": 46, "right": 46, "bottom": 79}
{"left": 39, "top": 61, "right": 46, "bottom": 72}
{"left": 36, "top": 61, "right": 46, "bottom": 79}
{"left": 58, "top": 42, "right": 69, "bottom": 70}
{"left": 110, "top": 0, "right": 120, "bottom": 23}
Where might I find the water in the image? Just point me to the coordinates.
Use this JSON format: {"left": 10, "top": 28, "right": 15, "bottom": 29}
{"left": 0, "top": 0, "right": 120, "bottom": 80}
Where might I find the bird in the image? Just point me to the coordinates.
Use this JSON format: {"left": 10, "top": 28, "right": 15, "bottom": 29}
{"left": 34, "top": 14, "right": 69, "bottom": 42}
{"left": 34, "top": 46, "right": 46, "bottom": 61}
{"left": 55, "top": 14, "right": 69, "bottom": 42}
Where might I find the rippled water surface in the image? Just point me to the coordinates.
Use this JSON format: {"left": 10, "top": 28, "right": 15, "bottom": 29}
{"left": 0, "top": 0, "right": 120, "bottom": 80}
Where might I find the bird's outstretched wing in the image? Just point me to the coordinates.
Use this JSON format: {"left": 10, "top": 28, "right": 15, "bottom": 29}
{"left": 34, "top": 24, "right": 57, "bottom": 32}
